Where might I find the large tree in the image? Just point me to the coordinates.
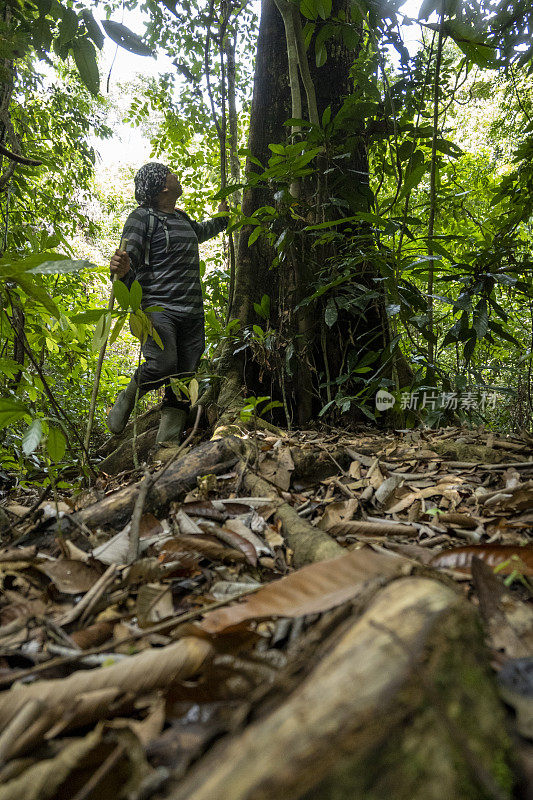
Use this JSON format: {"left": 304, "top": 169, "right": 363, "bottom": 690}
{"left": 212, "top": 0, "right": 411, "bottom": 428}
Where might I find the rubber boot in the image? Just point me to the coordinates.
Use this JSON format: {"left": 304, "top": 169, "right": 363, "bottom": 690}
{"left": 106, "top": 379, "right": 138, "bottom": 435}
{"left": 156, "top": 407, "right": 188, "bottom": 445}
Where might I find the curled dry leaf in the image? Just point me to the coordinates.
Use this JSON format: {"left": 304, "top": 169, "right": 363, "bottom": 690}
{"left": 0, "top": 637, "right": 213, "bottom": 728}
{"left": 36, "top": 559, "right": 102, "bottom": 595}
{"left": 223, "top": 518, "right": 272, "bottom": 556}
{"left": 159, "top": 535, "right": 247, "bottom": 564}
{"left": 430, "top": 545, "right": 533, "bottom": 576}
{"left": 200, "top": 548, "right": 407, "bottom": 634}
{"left": 198, "top": 523, "right": 258, "bottom": 566}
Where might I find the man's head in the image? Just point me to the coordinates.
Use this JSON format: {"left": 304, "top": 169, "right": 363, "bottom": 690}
{"left": 134, "top": 162, "right": 182, "bottom": 207}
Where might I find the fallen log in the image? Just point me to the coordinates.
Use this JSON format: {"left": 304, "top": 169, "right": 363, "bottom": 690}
{"left": 98, "top": 428, "right": 157, "bottom": 474}
{"left": 57, "top": 437, "right": 247, "bottom": 532}
{"left": 169, "top": 577, "right": 512, "bottom": 800}
{"left": 96, "top": 406, "right": 161, "bottom": 458}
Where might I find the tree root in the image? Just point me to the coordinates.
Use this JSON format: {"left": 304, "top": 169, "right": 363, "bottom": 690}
{"left": 167, "top": 577, "right": 512, "bottom": 800}
{"left": 243, "top": 471, "right": 342, "bottom": 567}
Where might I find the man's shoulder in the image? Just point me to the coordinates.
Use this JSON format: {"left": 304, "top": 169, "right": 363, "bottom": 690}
{"left": 125, "top": 206, "right": 152, "bottom": 226}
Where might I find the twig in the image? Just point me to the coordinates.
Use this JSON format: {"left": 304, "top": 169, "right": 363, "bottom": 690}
{"left": 127, "top": 467, "right": 151, "bottom": 564}
{"left": 71, "top": 743, "right": 126, "bottom": 800}
{"left": 5, "top": 485, "right": 51, "bottom": 540}
{"left": 0, "top": 582, "right": 261, "bottom": 688}
{"left": 58, "top": 564, "right": 117, "bottom": 627}
{"left": 127, "top": 406, "right": 203, "bottom": 562}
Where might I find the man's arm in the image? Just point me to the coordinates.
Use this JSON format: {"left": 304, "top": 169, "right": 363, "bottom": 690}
{"left": 184, "top": 201, "right": 229, "bottom": 244}
{"left": 109, "top": 208, "right": 149, "bottom": 285}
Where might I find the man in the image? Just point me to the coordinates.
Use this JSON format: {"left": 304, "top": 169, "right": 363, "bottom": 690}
{"left": 107, "top": 162, "right": 228, "bottom": 444}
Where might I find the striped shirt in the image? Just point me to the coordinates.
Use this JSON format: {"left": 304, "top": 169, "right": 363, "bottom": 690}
{"left": 119, "top": 207, "right": 228, "bottom": 317}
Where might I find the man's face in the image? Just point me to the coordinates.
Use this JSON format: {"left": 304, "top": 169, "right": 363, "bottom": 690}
{"left": 165, "top": 171, "right": 183, "bottom": 198}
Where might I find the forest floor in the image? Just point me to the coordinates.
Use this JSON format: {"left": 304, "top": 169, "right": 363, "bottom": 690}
{"left": 0, "top": 422, "right": 532, "bottom": 799}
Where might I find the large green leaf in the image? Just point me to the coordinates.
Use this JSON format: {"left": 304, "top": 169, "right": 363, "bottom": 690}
{"left": 71, "top": 38, "right": 100, "bottom": 96}
{"left": 0, "top": 251, "right": 67, "bottom": 278}
{"left": 47, "top": 426, "right": 66, "bottom": 462}
{"left": 29, "top": 258, "right": 95, "bottom": 275}
{"left": 59, "top": 7, "right": 78, "bottom": 47}
{"left": 22, "top": 419, "right": 43, "bottom": 455}
{"left": 0, "top": 398, "right": 28, "bottom": 430}
{"left": 81, "top": 9, "right": 104, "bottom": 49}
{"left": 15, "top": 274, "right": 60, "bottom": 319}
{"left": 71, "top": 308, "right": 107, "bottom": 323}
{"left": 100, "top": 20, "right": 154, "bottom": 56}
{"left": 113, "top": 279, "right": 130, "bottom": 310}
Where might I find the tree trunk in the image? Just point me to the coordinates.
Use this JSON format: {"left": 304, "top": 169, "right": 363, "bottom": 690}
{"left": 211, "top": 0, "right": 411, "bottom": 428}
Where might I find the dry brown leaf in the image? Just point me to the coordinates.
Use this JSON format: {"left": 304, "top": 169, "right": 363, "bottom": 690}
{"left": 431, "top": 545, "right": 533, "bottom": 576}
{"left": 223, "top": 518, "right": 272, "bottom": 556}
{"left": 159, "top": 536, "right": 247, "bottom": 564}
{"left": 36, "top": 559, "right": 102, "bottom": 595}
{"left": 328, "top": 520, "right": 418, "bottom": 536}
{"left": 348, "top": 460, "right": 361, "bottom": 478}
{"left": 70, "top": 620, "right": 115, "bottom": 650}
{"left": 0, "top": 637, "right": 212, "bottom": 728}
{"left": 0, "top": 726, "right": 103, "bottom": 800}
{"left": 200, "top": 548, "right": 407, "bottom": 633}
{"left": 137, "top": 583, "right": 174, "bottom": 628}
{"left": 263, "top": 524, "right": 284, "bottom": 549}
{"left": 317, "top": 500, "right": 358, "bottom": 531}
{"left": 259, "top": 447, "right": 294, "bottom": 491}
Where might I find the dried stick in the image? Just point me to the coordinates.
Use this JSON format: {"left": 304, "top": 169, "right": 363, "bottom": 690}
{"left": 127, "top": 405, "right": 203, "bottom": 563}
{"left": 83, "top": 236, "right": 128, "bottom": 464}
{"left": 58, "top": 564, "right": 117, "bottom": 627}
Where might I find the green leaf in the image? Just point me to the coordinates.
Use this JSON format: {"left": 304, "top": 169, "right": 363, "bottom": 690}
{"left": 81, "top": 9, "right": 104, "bottom": 49}
{"left": 108, "top": 315, "right": 127, "bottom": 346}
{"left": 316, "top": 0, "right": 332, "bottom": 19}
{"left": 15, "top": 274, "right": 60, "bottom": 319}
{"left": 129, "top": 311, "right": 144, "bottom": 342}
{"left": 113, "top": 279, "right": 130, "bottom": 310}
{"left": 22, "top": 419, "right": 43, "bottom": 456}
{"left": 473, "top": 300, "right": 488, "bottom": 339}
{"left": 47, "top": 426, "right": 66, "bottom": 462}
{"left": 248, "top": 226, "right": 263, "bottom": 247}
{"left": 324, "top": 300, "right": 338, "bottom": 327}
{"left": 398, "top": 162, "right": 428, "bottom": 199}
{"left": 100, "top": 20, "right": 154, "bottom": 56}
{"left": 463, "top": 336, "right": 476, "bottom": 363}
{"left": 59, "top": 7, "right": 78, "bottom": 46}
{"left": 316, "top": 44, "right": 327, "bottom": 67}
{"left": 189, "top": 378, "right": 199, "bottom": 406}
{"left": 418, "top": 0, "right": 439, "bottom": 19}
{"left": 71, "top": 38, "right": 100, "bottom": 96}
{"left": 0, "top": 398, "right": 28, "bottom": 430}
{"left": 70, "top": 309, "right": 107, "bottom": 323}
{"left": 129, "top": 280, "right": 142, "bottom": 311}
{"left": 300, "top": 0, "right": 319, "bottom": 20}
{"left": 29, "top": 258, "right": 95, "bottom": 275}
{"left": 0, "top": 251, "right": 67, "bottom": 278}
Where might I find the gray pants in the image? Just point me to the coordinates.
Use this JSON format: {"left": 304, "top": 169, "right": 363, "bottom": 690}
{"left": 133, "top": 311, "right": 205, "bottom": 410}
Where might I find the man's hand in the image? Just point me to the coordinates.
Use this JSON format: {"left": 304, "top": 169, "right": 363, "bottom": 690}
{"left": 217, "top": 199, "right": 229, "bottom": 214}
{"left": 110, "top": 249, "right": 131, "bottom": 279}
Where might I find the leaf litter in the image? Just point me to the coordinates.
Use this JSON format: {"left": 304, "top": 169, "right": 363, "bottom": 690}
{"left": 0, "top": 424, "right": 532, "bottom": 797}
